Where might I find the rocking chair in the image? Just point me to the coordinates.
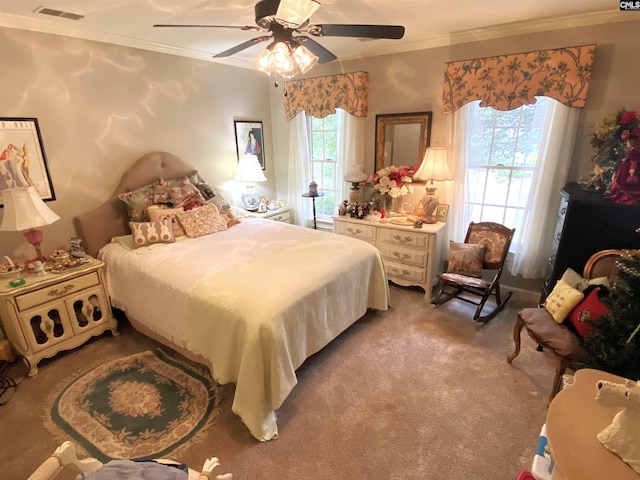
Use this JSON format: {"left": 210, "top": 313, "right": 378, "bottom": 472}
{"left": 431, "top": 221, "right": 515, "bottom": 322}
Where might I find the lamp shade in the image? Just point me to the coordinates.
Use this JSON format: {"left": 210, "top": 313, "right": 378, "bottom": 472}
{"left": 234, "top": 155, "right": 267, "bottom": 183}
{"left": 414, "top": 147, "right": 453, "bottom": 183}
{"left": 0, "top": 186, "right": 60, "bottom": 232}
{"left": 343, "top": 165, "right": 368, "bottom": 184}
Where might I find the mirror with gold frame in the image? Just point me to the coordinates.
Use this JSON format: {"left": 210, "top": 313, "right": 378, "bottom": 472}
{"left": 374, "top": 112, "right": 432, "bottom": 172}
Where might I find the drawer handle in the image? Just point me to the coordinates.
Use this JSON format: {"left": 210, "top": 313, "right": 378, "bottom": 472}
{"left": 273, "top": 215, "right": 282, "bottom": 221}
{"left": 389, "top": 267, "right": 411, "bottom": 276}
{"left": 48, "top": 284, "right": 74, "bottom": 297}
{"left": 392, "top": 234, "right": 413, "bottom": 244}
{"left": 347, "top": 227, "right": 363, "bottom": 235}
{"left": 560, "top": 207, "right": 566, "bottom": 215}
{"left": 392, "top": 251, "right": 411, "bottom": 260}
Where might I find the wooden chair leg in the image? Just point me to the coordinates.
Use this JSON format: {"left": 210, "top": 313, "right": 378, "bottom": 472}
{"left": 506, "top": 315, "right": 525, "bottom": 364}
{"left": 549, "top": 357, "right": 571, "bottom": 404}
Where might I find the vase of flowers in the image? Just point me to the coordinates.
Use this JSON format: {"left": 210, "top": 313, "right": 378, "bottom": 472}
{"left": 367, "top": 164, "right": 418, "bottom": 215}
{"left": 581, "top": 108, "right": 640, "bottom": 192}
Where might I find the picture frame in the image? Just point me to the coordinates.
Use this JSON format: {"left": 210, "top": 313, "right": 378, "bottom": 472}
{"left": 0, "top": 118, "right": 55, "bottom": 206}
{"left": 436, "top": 203, "right": 450, "bottom": 223}
{"left": 234, "top": 120, "right": 265, "bottom": 170}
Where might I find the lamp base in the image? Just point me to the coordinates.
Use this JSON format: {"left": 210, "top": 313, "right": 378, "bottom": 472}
{"left": 420, "top": 187, "right": 439, "bottom": 224}
{"left": 348, "top": 186, "right": 362, "bottom": 204}
{"left": 23, "top": 229, "right": 47, "bottom": 262}
{"left": 241, "top": 185, "right": 261, "bottom": 211}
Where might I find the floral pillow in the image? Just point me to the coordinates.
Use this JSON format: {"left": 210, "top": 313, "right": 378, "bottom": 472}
{"left": 118, "top": 183, "right": 156, "bottom": 222}
{"left": 169, "top": 177, "right": 206, "bottom": 208}
{"left": 543, "top": 279, "right": 584, "bottom": 323}
{"left": 176, "top": 204, "right": 228, "bottom": 238}
{"left": 129, "top": 217, "right": 175, "bottom": 249}
{"left": 446, "top": 241, "right": 485, "bottom": 278}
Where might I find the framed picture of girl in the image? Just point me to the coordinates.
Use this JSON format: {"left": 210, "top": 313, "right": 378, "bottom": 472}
{"left": 234, "top": 120, "right": 265, "bottom": 170}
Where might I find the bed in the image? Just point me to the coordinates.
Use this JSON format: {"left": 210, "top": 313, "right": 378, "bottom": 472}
{"left": 74, "top": 152, "right": 389, "bottom": 441}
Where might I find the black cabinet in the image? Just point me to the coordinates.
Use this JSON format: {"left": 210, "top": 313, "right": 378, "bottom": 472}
{"left": 542, "top": 182, "right": 640, "bottom": 299}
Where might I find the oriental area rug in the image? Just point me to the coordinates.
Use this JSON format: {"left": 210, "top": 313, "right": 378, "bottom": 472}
{"left": 44, "top": 349, "right": 222, "bottom": 462}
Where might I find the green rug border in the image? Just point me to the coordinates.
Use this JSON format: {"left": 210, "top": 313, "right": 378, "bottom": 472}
{"left": 49, "top": 348, "right": 219, "bottom": 462}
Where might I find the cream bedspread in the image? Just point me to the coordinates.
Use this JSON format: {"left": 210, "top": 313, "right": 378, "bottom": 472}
{"left": 99, "top": 218, "right": 388, "bottom": 440}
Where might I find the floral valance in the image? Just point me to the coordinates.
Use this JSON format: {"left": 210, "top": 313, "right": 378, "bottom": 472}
{"left": 441, "top": 44, "right": 596, "bottom": 114}
{"left": 283, "top": 71, "right": 368, "bottom": 120}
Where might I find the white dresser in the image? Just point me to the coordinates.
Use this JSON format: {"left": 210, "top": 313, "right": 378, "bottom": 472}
{"left": 249, "top": 206, "right": 291, "bottom": 223}
{"left": 333, "top": 216, "right": 445, "bottom": 298}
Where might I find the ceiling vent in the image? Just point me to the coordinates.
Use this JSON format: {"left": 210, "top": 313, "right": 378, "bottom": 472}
{"left": 34, "top": 6, "right": 84, "bottom": 21}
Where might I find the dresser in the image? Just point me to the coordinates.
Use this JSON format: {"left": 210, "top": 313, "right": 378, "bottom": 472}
{"left": 0, "top": 257, "right": 118, "bottom": 375}
{"left": 542, "top": 182, "right": 640, "bottom": 300}
{"left": 333, "top": 216, "right": 445, "bottom": 298}
{"left": 250, "top": 205, "right": 291, "bottom": 223}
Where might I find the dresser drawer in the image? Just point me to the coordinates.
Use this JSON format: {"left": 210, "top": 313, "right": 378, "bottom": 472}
{"left": 334, "top": 221, "right": 377, "bottom": 244}
{"left": 380, "top": 244, "right": 428, "bottom": 268}
{"left": 269, "top": 211, "right": 291, "bottom": 223}
{"left": 385, "top": 261, "right": 427, "bottom": 284}
{"left": 379, "top": 228, "right": 428, "bottom": 249}
{"left": 16, "top": 272, "right": 101, "bottom": 311}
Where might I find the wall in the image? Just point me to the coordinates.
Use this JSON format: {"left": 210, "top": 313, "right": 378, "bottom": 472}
{"left": 0, "top": 27, "right": 273, "bottom": 259}
{"left": 270, "top": 19, "right": 640, "bottom": 290}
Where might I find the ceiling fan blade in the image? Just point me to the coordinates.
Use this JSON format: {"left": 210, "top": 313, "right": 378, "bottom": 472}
{"left": 275, "top": 0, "right": 320, "bottom": 28}
{"left": 296, "top": 36, "right": 337, "bottom": 64}
{"left": 214, "top": 35, "right": 272, "bottom": 58}
{"left": 153, "top": 24, "right": 261, "bottom": 32}
{"left": 311, "top": 24, "right": 405, "bottom": 39}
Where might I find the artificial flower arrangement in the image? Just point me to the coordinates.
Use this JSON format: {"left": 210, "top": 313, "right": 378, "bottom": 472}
{"left": 582, "top": 108, "right": 640, "bottom": 191}
{"left": 367, "top": 164, "right": 419, "bottom": 199}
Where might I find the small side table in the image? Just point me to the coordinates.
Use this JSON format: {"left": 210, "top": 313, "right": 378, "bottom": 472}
{"left": 302, "top": 192, "right": 324, "bottom": 229}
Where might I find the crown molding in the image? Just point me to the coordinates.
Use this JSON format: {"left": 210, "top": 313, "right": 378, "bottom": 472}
{"left": 1, "top": 9, "right": 636, "bottom": 69}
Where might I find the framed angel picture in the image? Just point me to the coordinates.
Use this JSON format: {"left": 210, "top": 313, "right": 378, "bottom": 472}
{"left": 234, "top": 120, "right": 265, "bottom": 170}
{"left": 0, "top": 118, "right": 55, "bottom": 205}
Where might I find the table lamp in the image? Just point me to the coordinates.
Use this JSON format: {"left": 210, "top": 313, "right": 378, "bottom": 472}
{"left": 414, "top": 146, "right": 453, "bottom": 223}
{"left": 344, "top": 165, "right": 368, "bottom": 204}
{"left": 235, "top": 154, "right": 267, "bottom": 211}
{"left": 0, "top": 186, "right": 60, "bottom": 261}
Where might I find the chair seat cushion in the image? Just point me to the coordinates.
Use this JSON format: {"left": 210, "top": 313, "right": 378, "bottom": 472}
{"left": 439, "top": 272, "right": 491, "bottom": 289}
{"left": 518, "top": 308, "right": 588, "bottom": 360}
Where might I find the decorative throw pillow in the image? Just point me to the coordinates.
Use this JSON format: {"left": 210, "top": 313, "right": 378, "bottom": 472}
{"left": 169, "top": 177, "right": 206, "bottom": 208}
{"left": 147, "top": 205, "right": 186, "bottom": 237}
{"left": 129, "top": 217, "right": 175, "bottom": 248}
{"left": 560, "top": 267, "right": 611, "bottom": 291}
{"left": 544, "top": 279, "right": 585, "bottom": 323}
{"left": 205, "top": 192, "right": 232, "bottom": 212}
{"left": 118, "top": 182, "right": 156, "bottom": 222}
{"left": 446, "top": 241, "right": 485, "bottom": 278}
{"left": 567, "top": 287, "right": 610, "bottom": 337}
{"left": 176, "top": 204, "right": 228, "bottom": 238}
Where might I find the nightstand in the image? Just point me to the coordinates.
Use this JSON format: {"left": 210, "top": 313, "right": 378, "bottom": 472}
{"left": 0, "top": 256, "right": 118, "bottom": 375}
{"left": 250, "top": 205, "right": 291, "bottom": 223}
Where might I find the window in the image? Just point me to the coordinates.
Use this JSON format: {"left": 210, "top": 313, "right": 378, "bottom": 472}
{"left": 465, "top": 97, "right": 551, "bottom": 249}
{"left": 308, "top": 114, "right": 338, "bottom": 218}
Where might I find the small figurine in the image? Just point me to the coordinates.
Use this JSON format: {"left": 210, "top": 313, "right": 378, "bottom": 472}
{"left": 33, "top": 260, "right": 46, "bottom": 276}
{"left": 257, "top": 201, "right": 268, "bottom": 213}
{"left": 338, "top": 200, "right": 347, "bottom": 216}
{"left": 308, "top": 181, "right": 318, "bottom": 196}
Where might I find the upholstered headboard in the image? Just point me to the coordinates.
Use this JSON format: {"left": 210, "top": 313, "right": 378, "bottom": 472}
{"left": 74, "top": 152, "right": 197, "bottom": 258}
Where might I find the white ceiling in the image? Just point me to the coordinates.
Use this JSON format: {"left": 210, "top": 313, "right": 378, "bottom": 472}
{"left": 0, "top": 0, "right": 630, "bottom": 70}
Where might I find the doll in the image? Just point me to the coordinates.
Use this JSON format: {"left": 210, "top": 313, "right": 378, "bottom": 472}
{"left": 605, "top": 129, "right": 640, "bottom": 206}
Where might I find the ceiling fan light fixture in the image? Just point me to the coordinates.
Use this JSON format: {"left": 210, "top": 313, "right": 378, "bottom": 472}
{"left": 255, "top": 39, "right": 317, "bottom": 80}
{"left": 292, "top": 43, "right": 318, "bottom": 74}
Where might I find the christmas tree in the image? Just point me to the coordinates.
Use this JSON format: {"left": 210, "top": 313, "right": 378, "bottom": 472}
{"left": 577, "top": 251, "right": 640, "bottom": 380}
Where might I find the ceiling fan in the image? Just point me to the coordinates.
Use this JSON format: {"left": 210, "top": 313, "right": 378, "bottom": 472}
{"left": 154, "top": 0, "right": 405, "bottom": 79}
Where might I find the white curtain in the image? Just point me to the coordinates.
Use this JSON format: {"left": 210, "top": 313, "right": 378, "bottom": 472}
{"left": 450, "top": 99, "right": 579, "bottom": 279}
{"left": 287, "top": 109, "right": 364, "bottom": 226}
{"left": 337, "top": 109, "right": 365, "bottom": 203}
{"left": 287, "top": 112, "right": 312, "bottom": 227}
{"left": 509, "top": 101, "right": 579, "bottom": 278}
